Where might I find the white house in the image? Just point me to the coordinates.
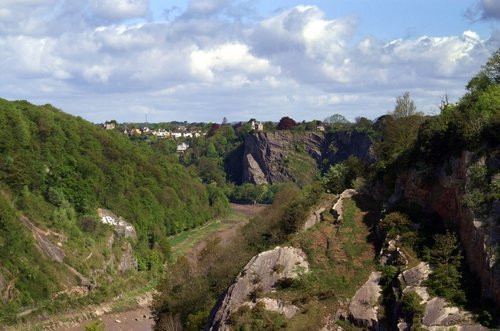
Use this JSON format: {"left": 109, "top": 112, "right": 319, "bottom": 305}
{"left": 176, "top": 142, "right": 189, "bottom": 152}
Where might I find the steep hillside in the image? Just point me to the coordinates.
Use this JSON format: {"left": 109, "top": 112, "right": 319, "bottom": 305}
{"left": 0, "top": 99, "right": 227, "bottom": 323}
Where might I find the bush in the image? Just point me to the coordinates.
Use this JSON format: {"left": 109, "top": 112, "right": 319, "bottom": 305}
{"left": 84, "top": 320, "right": 106, "bottom": 331}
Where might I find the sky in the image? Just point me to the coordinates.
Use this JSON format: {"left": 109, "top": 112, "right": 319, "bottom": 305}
{"left": 0, "top": 0, "right": 499, "bottom": 123}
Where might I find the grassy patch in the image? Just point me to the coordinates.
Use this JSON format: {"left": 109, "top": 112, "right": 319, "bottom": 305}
{"left": 269, "top": 197, "right": 376, "bottom": 331}
{"left": 168, "top": 208, "right": 250, "bottom": 260}
{"left": 285, "top": 151, "right": 319, "bottom": 186}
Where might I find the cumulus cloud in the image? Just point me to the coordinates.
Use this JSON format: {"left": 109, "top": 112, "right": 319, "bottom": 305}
{"left": 0, "top": 3, "right": 497, "bottom": 122}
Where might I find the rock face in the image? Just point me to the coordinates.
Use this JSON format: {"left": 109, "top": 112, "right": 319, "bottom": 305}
{"left": 302, "top": 194, "right": 337, "bottom": 231}
{"left": 20, "top": 216, "right": 66, "bottom": 263}
{"left": 242, "top": 298, "right": 300, "bottom": 319}
{"left": 117, "top": 241, "right": 138, "bottom": 272}
{"left": 205, "top": 246, "right": 309, "bottom": 331}
{"left": 391, "top": 150, "right": 500, "bottom": 306}
{"left": 97, "top": 208, "right": 138, "bottom": 240}
{"left": 379, "top": 236, "right": 409, "bottom": 267}
{"left": 332, "top": 189, "right": 357, "bottom": 224}
{"left": 397, "top": 263, "right": 487, "bottom": 330}
{"left": 240, "top": 131, "right": 374, "bottom": 184}
{"left": 348, "top": 271, "right": 382, "bottom": 329}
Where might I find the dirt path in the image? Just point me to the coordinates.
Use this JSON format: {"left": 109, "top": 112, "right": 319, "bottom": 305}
{"left": 184, "top": 203, "right": 266, "bottom": 262}
{"left": 59, "top": 308, "right": 154, "bottom": 331}
{"left": 47, "top": 204, "right": 266, "bottom": 331}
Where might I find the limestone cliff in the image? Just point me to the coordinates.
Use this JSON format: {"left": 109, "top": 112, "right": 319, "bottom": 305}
{"left": 204, "top": 246, "right": 309, "bottom": 331}
{"left": 390, "top": 150, "right": 500, "bottom": 306}
{"left": 239, "top": 131, "right": 374, "bottom": 185}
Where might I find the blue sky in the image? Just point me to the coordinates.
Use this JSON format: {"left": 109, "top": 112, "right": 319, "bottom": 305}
{"left": 0, "top": 0, "right": 498, "bottom": 123}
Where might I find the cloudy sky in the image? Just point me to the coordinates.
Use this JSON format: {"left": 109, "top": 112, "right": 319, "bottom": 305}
{"left": 1, "top": 0, "right": 499, "bottom": 123}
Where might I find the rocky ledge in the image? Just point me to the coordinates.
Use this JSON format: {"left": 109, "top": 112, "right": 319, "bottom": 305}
{"left": 205, "top": 246, "right": 309, "bottom": 331}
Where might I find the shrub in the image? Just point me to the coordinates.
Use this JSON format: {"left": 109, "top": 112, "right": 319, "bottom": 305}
{"left": 84, "top": 320, "right": 106, "bottom": 331}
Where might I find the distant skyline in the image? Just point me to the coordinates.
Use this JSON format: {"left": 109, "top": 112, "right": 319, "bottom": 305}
{"left": 1, "top": 0, "right": 499, "bottom": 123}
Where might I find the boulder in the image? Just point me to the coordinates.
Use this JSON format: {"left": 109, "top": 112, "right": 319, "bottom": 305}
{"left": 348, "top": 271, "right": 382, "bottom": 329}
{"left": 423, "top": 297, "right": 472, "bottom": 327}
{"left": 242, "top": 298, "right": 300, "bottom": 319}
{"left": 400, "top": 262, "right": 430, "bottom": 288}
{"left": 205, "top": 246, "right": 309, "bottom": 331}
{"left": 379, "top": 236, "right": 408, "bottom": 267}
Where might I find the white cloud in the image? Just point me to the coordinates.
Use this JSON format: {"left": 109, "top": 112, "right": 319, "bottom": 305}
{"left": 0, "top": 3, "right": 497, "bottom": 123}
{"left": 89, "top": 0, "right": 149, "bottom": 21}
{"left": 190, "top": 43, "right": 278, "bottom": 82}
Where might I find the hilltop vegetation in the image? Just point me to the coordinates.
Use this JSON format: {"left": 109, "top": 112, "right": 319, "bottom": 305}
{"left": 0, "top": 99, "right": 228, "bottom": 322}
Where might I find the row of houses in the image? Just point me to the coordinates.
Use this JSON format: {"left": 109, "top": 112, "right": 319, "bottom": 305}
{"left": 121, "top": 127, "right": 204, "bottom": 139}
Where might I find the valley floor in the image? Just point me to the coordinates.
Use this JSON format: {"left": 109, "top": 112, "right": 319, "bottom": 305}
{"left": 7, "top": 203, "right": 265, "bottom": 331}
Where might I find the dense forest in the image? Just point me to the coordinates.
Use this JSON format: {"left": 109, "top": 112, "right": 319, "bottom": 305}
{"left": 0, "top": 100, "right": 228, "bottom": 322}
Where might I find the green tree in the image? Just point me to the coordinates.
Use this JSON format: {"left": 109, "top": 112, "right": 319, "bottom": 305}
{"left": 376, "top": 92, "right": 424, "bottom": 164}
{"left": 324, "top": 113, "right": 351, "bottom": 131}
{"left": 425, "top": 232, "right": 466, "bottom": 305}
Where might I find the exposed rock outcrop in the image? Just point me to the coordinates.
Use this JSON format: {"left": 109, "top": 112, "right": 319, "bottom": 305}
{"left": 97, "top": 208, "right": 138, "bottom": 240}
{"left": 348, "top": 271, "right": 382, "bottom": 329}
{"left": 118, "top": 241, "right": 138, "bottom": 272}
{"left": 21, "top": 216, "right": 66, "bottom": 263}
{"left": 391, "top": 150, "right": 500, "bottom": 306}
{"left": 379, "top": 236, "right": 409, "bottom": 267}
{"left": 302, "top": 194, "right": 337, "bottom": 231}
{"left": 399, "top": 262, "right": 431, "bottom": 301}
{"left": 240, "top": 131, "right": 374, "bottom": 184}
{"left": 332, "top": 189, "right": 357, "bottom": 224}
{"left": 205, "top": 246, "right": 309, "bottom": 331}
{"left": 396, "top": 263, "right": 487, "bottom": 330}
{"left": 242, "top": 298, "right": 300, "bottom": 319}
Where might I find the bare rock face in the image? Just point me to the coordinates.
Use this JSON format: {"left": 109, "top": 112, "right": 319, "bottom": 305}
{"left": 379, "top": 236, "right": 409, "bottom": 267}
{"left": 241, "top": 131, "right": 374, "bottom": 184}
{"left": 242, "top": 298, "right": 300, "bottom": 319}
{"left": 244, "top": 154, "right": 268, "bottom": 185}
{"left": 205, "top": 246, "right": 309, "bottom": 331}
{"left": 117, "top": 241, "right": 138, "bottom": 272}
{"left": 392, "top": 150, "right": 500, "bottom": 306}
{"left": 348, "top": 271, "right": 382, "bottom": 329}
{"left": 423, "top": 298, "right": 469, "bottom": 327}
{"left": 21, "top": 216, "right": 65, "bottom": 263}
{"left": 97, "top": 208, "right": 138, "bottom": 240}
{"left": 397, "top": 263, "right": 487, "bottom": 330}
{"left": 302, "top": 195, "right": 337, "bottom": 231}
{"left": 332, "top": 189, "right": 357, "bottom": 224}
